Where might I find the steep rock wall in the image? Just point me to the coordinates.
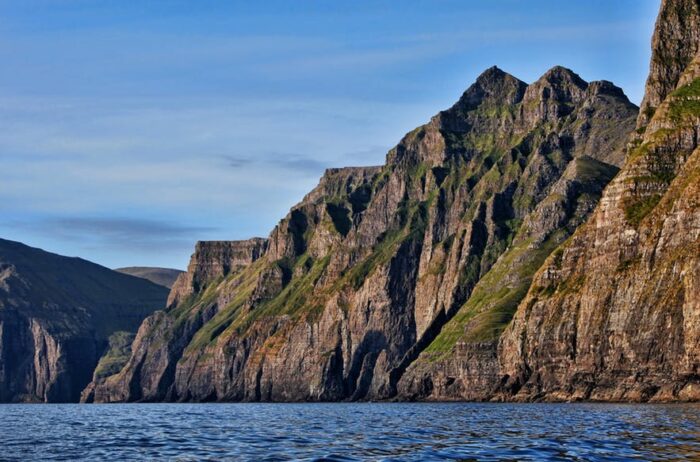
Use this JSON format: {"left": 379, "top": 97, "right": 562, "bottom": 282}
{"left": 88, "top": 65, "right": 637, "bottom": 403}
{"left": 399, "top": 0, "right": 700, "bottom": 403}
{"left": 0, "top": 239, "right": 168, "bottom": 402}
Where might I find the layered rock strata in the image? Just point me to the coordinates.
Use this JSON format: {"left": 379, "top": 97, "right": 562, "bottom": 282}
{"left": 87, "top": 63, "right": 638, "bottom": 403}
{"left": 0, "top": 239, "right": 168, "bottom": 402}
{"left": 400, "top": 0, "right": 700, "bottom": 403}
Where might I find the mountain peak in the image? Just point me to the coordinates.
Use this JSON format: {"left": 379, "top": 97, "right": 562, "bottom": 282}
{"left": 538, "top": 65, "right": 588, "bottom": 90}
{"left": 475, "top": 65, "right": 506, "bottom": 83}
{"left": 449, "top": 66, "right": 526, "bottom": 112}
{"left": 520, "top": 66, "right": 590, "bottom": 115}
{"left": 587, "top": 80, "right": 630, "bottom": 100}
{"left": 474, "top": 65, "right": 525, "bottom": 91}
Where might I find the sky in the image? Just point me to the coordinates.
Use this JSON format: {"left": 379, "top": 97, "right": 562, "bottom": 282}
{"left": 0, "top": 0, "right": 659, "bottom": 270}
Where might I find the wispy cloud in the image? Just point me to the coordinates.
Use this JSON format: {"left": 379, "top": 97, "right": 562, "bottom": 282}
{"left": 221, "top": 152, "right": 332, "bottom": 174}
{"left": 0, "top": 0, "right": 655, "bottom": 268}
{"left": 222, "top": 154, "right": 253, "bottom": 168}
{"left": 14, "top": 216, "right": 216, "bottom": 254}
{"left": 0, "top": 92, "right": 409, "bottom": 268}
{"left": 0, "top": 94, "right": 415, "bottom": 219}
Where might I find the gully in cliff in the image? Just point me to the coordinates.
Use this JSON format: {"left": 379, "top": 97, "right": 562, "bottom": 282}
{"left": 1, "top": 1, "right": 699, "bottom": 460}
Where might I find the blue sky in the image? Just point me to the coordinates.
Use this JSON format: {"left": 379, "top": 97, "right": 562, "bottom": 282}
{"left": 0, "top": 0, "right": 659, "bottom": 270}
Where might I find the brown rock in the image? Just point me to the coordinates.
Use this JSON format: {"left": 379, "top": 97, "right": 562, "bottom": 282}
{"left": 0, "top": 239, "right": 168, "bottom": 402}
{"left": 88, "top": 62, "right": 637, "bottom": 403}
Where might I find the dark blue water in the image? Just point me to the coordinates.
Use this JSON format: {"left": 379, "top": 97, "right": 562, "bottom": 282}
{"left": 0, "top": 403, "right": 699, "bottom": 461}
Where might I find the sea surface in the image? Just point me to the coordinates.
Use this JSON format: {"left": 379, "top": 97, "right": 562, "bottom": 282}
{"left": 0, "top": 403, "right": 699, "bottom": 461}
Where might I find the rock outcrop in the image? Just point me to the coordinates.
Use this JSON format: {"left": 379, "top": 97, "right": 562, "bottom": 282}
{"left": 167, "top": 239, "right": 268, "bottom": 307}
{"left": 496, "top": 0, "right": 700, "bottom": 403}
{"left": 87, "top": 61, "right": 638, "bottom": 402}
{"left": 400, "top": 0, "right": 700, "bottom": 402}
{"left": 0, "top": 239, "right": 169, "bottom": 402}
{"left": 87, "top": 0, "right": 699, "bottom": 405}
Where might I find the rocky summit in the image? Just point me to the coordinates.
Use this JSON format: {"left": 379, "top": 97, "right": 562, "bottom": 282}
{"left": 84, "top": 0, "right": 698, "bottom": 404}
{"left": 401, "top": 0, "right": 700, "bottom": 402}
{"left": 0, "top": 239, "right": 169, "bottom": 402}
{"left": 85, "top": 62, "right": 638, "bottom": 402}
{"left": 495, "top": 0, "right": 700, "bottom": 402}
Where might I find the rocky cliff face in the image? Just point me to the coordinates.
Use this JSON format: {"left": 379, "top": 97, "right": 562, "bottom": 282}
{"left": 637, "top": 0, "right": 700, "bottom": 128}
{"left": 167, "top": 239, "right": 268, "bottom": 307}
{"left": 0, "top": 239, "right": 168, "bottom": 402}
{"left": 496, "top": 0, "right": 700, "bottom": 403}
{"left": 399, "top": 0, "right": 700, "bottom": 402}
{"left": 87, "top": 62, "right": 637, "bottom": 402}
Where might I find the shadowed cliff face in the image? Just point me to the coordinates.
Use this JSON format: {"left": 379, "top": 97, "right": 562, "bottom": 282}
{"left": 0, "top": 239, "right": 169, "bottom": 402}
{"left": 86, "top": 61, "right": 637, "bottom": 403}
{"left": 399, "top": 0, "right": 700, "bottom": 402}
{"left": 495, "top": 0, "right": 700, "bottom": 403}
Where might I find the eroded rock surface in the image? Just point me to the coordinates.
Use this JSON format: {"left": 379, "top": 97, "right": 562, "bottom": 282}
{"left": 89, "top": 0, "right": 700, "bottom": 403}
{"left": 88, "top": 62, "right": 637, "bottom": 403}
{"left": 400, "top": 0, "right": 700, "bottom": 402}
{"left": 0, "top": 239, "right": 168, "bottom": 402}
{"left": 496, "top": 0, "right": 700, "bottom": 403}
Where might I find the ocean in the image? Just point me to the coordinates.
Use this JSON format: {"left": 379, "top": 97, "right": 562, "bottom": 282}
{"left": 1, "top": 402, "right": 699, "bottom": 461}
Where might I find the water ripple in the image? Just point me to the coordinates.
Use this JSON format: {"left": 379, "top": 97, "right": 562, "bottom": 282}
{"left": 0, "top": 403, "right": 698, "bottom": 461}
